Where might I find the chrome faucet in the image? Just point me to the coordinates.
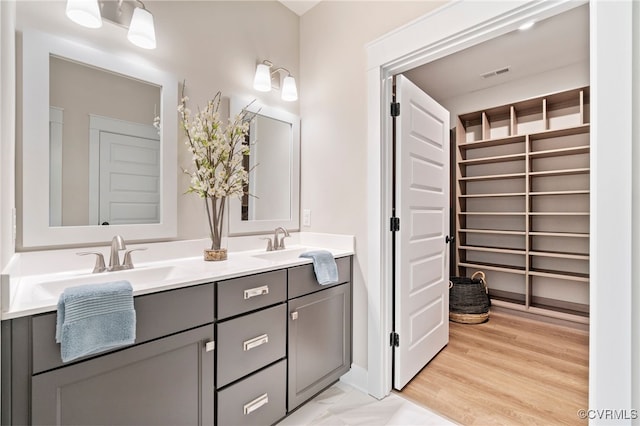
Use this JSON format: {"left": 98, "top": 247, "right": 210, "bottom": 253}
{"left": 273, "top": 227, "right": 290, "bottom": 250}
{"left": 109, "top": 235, "right": 126, "bottom": 271}
{"left": 77, "top": 235, "right": 146, "bottom": 273}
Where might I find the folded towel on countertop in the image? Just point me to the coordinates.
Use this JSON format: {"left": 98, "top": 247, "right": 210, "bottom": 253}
{"left": 56, "top": 280, "right": 136, "bottom": 363}
{"left": 299, "top": 250, "right": 339, "bottom": 285}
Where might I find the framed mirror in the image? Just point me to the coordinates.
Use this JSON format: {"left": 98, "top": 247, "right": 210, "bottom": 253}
{"left": 228, "top": 99, "right": 300, "bottom": 235}
{"left": 21, "top": 29, "right": 177, "bottom": 247}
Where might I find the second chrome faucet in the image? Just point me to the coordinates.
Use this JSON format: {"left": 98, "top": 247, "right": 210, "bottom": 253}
{"left": 261, "top": 227, "right": 290, "bottom": 252}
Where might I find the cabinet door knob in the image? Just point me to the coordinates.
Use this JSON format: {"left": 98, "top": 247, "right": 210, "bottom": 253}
{"left": 205, "top": 341, "right": 215, "bottom": 352}
{"left": 290, "top": 311, "right": 299, "bottom": 320}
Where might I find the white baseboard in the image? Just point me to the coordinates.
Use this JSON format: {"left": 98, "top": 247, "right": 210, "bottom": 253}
{"left": 339, "top": 364, "right": 369, "bottom": 396}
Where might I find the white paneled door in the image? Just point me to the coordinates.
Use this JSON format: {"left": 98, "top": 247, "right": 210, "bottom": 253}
{"left": 393, "top": 75, "right": 450, "bottom": 390}
{"left": 98, "top": 131, "right": 160, "bottom": 225}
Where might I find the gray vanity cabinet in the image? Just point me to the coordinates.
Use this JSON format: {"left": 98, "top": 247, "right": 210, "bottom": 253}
{"left": 1, "top": 257, "right": 353, "bottom": 426}
{"left": 287, "top": 257, "right": 352, "bottom": 410}
{"left": 1, "top": 283, "right": 215, "bottom": 426}
{"left": 31, "top": 324, "right": 215, "bottom": 425}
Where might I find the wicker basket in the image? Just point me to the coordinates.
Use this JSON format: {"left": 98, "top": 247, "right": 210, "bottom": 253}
{"left": 449, "top": 271, "right": 490, "bottom": 324}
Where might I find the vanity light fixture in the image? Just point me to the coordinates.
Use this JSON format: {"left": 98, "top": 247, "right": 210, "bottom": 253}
{"left": 65, "top": 0, "right": 157, "bottom": 50}
{"left": 65, "top": 0, "right": 102, "bottom": 29}
{"left": 253, "top": 60, "right": 298, "bottom": 102}
{"left": 127, "top": 2, "right": 157, "bottom": 49}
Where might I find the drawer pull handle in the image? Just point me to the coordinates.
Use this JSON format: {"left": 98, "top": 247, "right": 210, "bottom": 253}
{"left": 243, "top": 393, "right": 269, "bottom": 415}
{"left": 244, "top": 285, "right": 269, "bottom": 300}
{"left": 291, "top": 311, "right": 299, "bottom": 320}
{"left": 243, "top": 334, "right": 269, "bottom": 351}
{"left": 205, "top": 341, "right": 215, "bottom": 352}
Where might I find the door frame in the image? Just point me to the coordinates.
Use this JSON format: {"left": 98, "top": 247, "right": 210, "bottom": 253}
{"left": 365, "top": 0, "right": 636, "bottom": 413}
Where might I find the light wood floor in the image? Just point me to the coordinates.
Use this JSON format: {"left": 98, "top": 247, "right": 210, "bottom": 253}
{"left": 399, "top": 310, "right": 589, "bottom": 425}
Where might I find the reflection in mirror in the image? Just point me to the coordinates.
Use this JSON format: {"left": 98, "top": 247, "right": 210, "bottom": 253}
{"left": 21, "top": 29, "right": 177, "bottom": 248}
{"left": 242, "top": 114, "right": 292, "bottom": 221}
{"left": 229, "top": 99, "right": 300, "bottom": 236}
{"left": 49, "top": 56, "right": 161, "bottom": 227}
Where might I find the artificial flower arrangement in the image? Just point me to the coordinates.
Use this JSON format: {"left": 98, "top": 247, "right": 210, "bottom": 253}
{"left": 178, "top": 87, "right": 255, "bottom": 260}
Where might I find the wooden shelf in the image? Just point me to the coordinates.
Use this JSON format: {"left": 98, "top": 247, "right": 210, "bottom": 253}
{"left": 460, "top": 153, "right": 526, "bottom": 165}
{"left": 458, "top": 262, "right": 526, "bottom": 275}
{"left": 492, "top": 300, "right": 590, "bottom": 324}
{"left": 529, "top": 212, "right": 589, "bottom": 216}
{"left": 529, "top": 190, "right": 589, "bottom": 196}
{"left": 528, "top": 303, "right": 589, "bottom": 319}
{"left": 460, "top": 192, "right": 525, "bottom": 198}
{"left": 529, "top": 250, "right": 589, "bottom": 261}
{"left": 458, "top": 134, "right": 525, "bottom": 151}
{"left": 455, "top": 87, "right": 590, "bottom": 323}
{"left": 459, "top": 212, "right": 526, "bottom": 216}
{"left": 459, "top": 229, "right": 526, "bottom": 236}
{"left": 529, "top": 268, "right": 589, "bottom": 282}
{"left": 460, "top": 172, "right": 526, "bottom": 181}
{"left": 529, "top": 168, "right": 589, "bottom": 178}
{"left": 529, "top": 145, "right": 589, "bottom": 159}
{"left": 528, "top": 123, "right": 590, "bottom": 141}
{"left": 489, "top": 290, "right": 525, "bottom": 306}
{"left": 529, "top": 231, "right": 589, "bottom": 238}
{"left": 459, "top": 245, "right": 525, "bottom": 256}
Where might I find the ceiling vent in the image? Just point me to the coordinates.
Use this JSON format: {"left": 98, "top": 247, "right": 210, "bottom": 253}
{"left": 481, "top": 66, "right": 511, "bottom": 79}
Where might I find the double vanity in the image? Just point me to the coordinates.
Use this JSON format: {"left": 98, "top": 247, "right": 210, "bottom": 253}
{"left": 10, "top": 11, "right": 329, "bottom": 424}
{"left": 1, "top": 236, "right": 353, "bottom": 425}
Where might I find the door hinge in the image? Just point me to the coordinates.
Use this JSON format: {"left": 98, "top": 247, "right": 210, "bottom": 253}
{"left": 390, "top": 217, "right": 400, "bottom": 232}
{"left": 390, "top": 102, "right": 400, "bottom": 117}
{"left": 390, "top": 332, "right": 400, "bottom": 347}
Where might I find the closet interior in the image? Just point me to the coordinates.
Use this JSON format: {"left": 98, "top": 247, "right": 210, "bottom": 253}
{"left": 454, "top": 87, "right": 590, "bottom": 324}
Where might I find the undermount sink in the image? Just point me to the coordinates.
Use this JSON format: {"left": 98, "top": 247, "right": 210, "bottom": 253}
{"left": 251, "top": 247, "right": 311, "bottom": 262}
{"left": 29, "top": 265, "right": 187, "bottom": 302}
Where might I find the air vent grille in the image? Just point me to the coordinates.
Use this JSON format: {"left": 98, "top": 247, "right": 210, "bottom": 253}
{"left": 481, "top": 66, "right": 511, "bottom": 79}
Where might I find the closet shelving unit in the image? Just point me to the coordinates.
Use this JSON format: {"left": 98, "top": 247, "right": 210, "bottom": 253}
{"left": 455, "top": 87, "right": 590, "bottom": 324}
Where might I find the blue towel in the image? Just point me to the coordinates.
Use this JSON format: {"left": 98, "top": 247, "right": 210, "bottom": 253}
{"left": 56, "top": 280, "right": 136, "bottom": 362}
{"left": 299, "top": 250, "right": 339, "bottom": 285}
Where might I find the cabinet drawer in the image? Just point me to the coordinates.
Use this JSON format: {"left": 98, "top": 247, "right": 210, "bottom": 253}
{"left": 288, "top": 256, "right": 351, "bottom": 299}
{"left": 217, "top": 269, "right": 287, "bottom": 320}
{"left": 216, "top": 303, "right": 286, "bottom": 388}
{"left": 217, "top": 359, "right": 286, "bottom": 426}
{"left": 32, "top": 283, "right": 215, "bottom": 374}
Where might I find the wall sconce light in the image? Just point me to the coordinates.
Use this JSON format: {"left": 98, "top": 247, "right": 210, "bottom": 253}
{"left": 65, "top": 0, "right": 102, "bottom": 28}
{"left": 253, "top": 60, "right": 298, "bottom": 102}
{"left": 65, "top": 0, "right": 157, "bottom": 50}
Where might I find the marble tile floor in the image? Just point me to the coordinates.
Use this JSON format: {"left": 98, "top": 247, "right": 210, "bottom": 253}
{"left": 277, "top": 381, "right": 456, "bottom": 426}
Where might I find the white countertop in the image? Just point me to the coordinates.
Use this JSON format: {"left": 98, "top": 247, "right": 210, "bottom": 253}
{"left": 1, "top": 233, "right": 354, "bottom": 320}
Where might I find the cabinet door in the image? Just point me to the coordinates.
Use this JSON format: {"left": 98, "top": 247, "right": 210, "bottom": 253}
{"left": 32, "top": 324, "right": 214, "bottom": 426}
{"left": 288, "top": 283, "right": 351, "bottom": 410}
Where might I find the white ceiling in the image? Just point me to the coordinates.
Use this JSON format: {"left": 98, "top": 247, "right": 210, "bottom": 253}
{"left": 404, "top": 4, "right": 589, "bottom": 102}
{"left": 278, "top": 0, "right": 322, "bottom": 16}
